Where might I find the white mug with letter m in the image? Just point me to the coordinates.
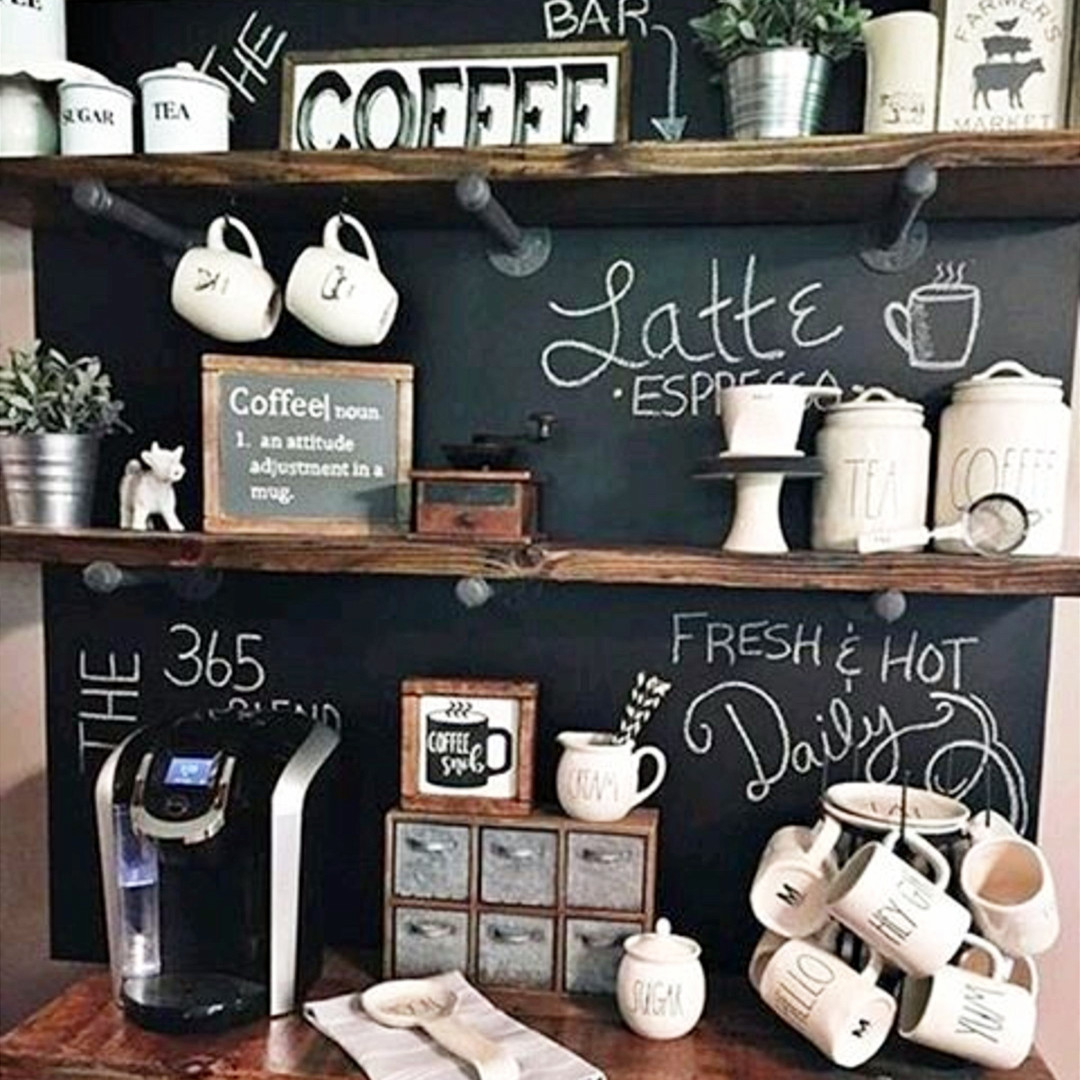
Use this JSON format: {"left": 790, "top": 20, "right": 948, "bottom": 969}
{"left": 285, "top": 213, "right": 399, "bottom": 347}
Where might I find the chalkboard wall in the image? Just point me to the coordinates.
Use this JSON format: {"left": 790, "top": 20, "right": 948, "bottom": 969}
{"left": 34, "top": 0, "right": 1080, "bottom": 973}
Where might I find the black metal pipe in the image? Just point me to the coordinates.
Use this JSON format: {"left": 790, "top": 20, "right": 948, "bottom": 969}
{"left": 72, "top": 179, "right": 197, "bottom": 253}
{"left": 455, "top": 172, "right": 525, "bottom": 254}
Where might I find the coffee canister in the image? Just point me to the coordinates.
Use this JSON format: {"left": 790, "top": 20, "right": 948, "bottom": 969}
{"left": 59, "top": 80, "right": 134, "bottom": 155}
{"left": 0, "top": 0, "right": 66, "bottom": 69}
{"left": 137, "top": 61, "right": 228, "bottom": 153}
{"left": 812, "top": 386, "right": 930, "bottom": 551}
{"left": 934, "top": 359, "right": 1071, "bottom": 555}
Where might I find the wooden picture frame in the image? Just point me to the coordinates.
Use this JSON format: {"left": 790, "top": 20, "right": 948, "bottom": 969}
{"left": 933, "top": 0, "right": 1076, "bottom": 131}
{"left": 400, "top": 678, "right": 537, "bottom": 816}
{"left": 280, "top": 40, "right": 631, "bottom": 151}
{"left": 1070, "top": 11, "right": 1080, "bottom": 127}
{"left": 201, "top": 354, "right": 413, "bottom": 534}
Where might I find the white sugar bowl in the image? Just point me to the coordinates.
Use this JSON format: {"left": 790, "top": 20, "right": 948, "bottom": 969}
{"left": 616, "top": 917, "right": 706, "bottom": 1040}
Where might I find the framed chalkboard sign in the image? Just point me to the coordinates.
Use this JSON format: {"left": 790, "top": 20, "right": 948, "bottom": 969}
{"left": 201, "top": 354, "right": 414, "bottom": 534}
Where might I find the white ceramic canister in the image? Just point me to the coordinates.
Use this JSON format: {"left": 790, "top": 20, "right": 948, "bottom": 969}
{"left": 934, "top": 360, "right": 1071, "bottom": 555}
{"left": 137, "top": 61, "right": 228, "bottom": 153}
{"left": 0, "top": 0, "right": 67, "bottom": 69}
{"left": 862, "top": 12, "right": 939, "bottom": 134}
{"left": 812, "top": 387, "right": 931, "bottom": 552}
{"left": 59, "top": 80, "right": 134, "bottom": 155}
{"left": 0, "top": 75, "right": 57, "bottom": 156}
{"left": 616, "top": 917, "right": 706, "bottom": 1040}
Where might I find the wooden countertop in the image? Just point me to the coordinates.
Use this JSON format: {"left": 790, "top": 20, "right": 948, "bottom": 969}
{"left": 0, "top": 954, "right": 1056, "bottom": 1080}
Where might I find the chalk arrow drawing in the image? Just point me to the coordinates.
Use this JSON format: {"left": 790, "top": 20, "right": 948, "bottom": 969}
{"left": 649, "top": 23, "right": 688, "bottom": 140}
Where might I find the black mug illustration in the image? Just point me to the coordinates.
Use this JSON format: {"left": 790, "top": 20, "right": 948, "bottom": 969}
{"left": 424, "top": 700, "right": 512, "bottom": 789}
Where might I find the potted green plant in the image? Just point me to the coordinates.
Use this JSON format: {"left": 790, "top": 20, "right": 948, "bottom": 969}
{"left": 0, "top": 341, "right": 128, "bottom": 527}
{"left": 690, "top": 0, "right": 870, "bottom": 139}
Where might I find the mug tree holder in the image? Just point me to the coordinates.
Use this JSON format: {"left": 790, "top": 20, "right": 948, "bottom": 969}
{"left": 695, "top": 456, "right": 825, "bottom": 554}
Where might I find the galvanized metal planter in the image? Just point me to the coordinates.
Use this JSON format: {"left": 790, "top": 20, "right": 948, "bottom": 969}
{"left": 0, "top": 432, "right": 99, "bottom": 527}
{"left": 724, "top": 47, "right": 831, "bottom": 139}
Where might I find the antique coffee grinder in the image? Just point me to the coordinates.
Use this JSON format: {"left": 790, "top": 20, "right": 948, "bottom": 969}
{"left": 412, "top": 412, "right": 554, "bottom": 541}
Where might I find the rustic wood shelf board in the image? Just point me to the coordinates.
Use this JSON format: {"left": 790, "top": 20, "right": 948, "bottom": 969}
{"left": 2, "top": 527, "right": 1077, "bottom": 595}
{"left": 2, "top": 133, "right": 1078, "bottom": 227}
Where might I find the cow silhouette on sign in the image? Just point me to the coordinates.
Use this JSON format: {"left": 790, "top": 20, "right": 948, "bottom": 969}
{"left": 972, "top": 57, "right": 1045, "bottom": 109}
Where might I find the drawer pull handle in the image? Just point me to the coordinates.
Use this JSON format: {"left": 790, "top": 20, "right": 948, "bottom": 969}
{"left": 408, "top": 920, "right": 455, "bottom": 939}
{"left": 494, "top": 843, "right": 537, "bottom": 861}
{"left": 406, "top": 837, "right": 456, "bottom": 855}
{"left": 578, "top": 932, "right": 628, "bottom": 950}
{"left": 581, "top": 848, "right": 630, "bottom": 865}
{"left": 490, "top": 926, "right": 543, "bottom": 945}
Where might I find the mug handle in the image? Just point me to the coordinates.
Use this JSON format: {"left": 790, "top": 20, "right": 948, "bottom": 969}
{"left": 959, "top": 933, "right": 1008, "bottom": 980}
{"left": 859, "top": 948, "right": 885, "bottom": 984}
{"left": 630, "top": 746, "right": 667, "bottom": 808}
{"left": 324, "top": 212, "right": 379, "bottom": 268}
{"left": 485, "top": 729, "right": 513, "bottom": 777}
{"left": 804, "top": 814, "right": 843, "bottom": 865}
{"left": 883, "top": 301, "right": 912, "bottom": 354}
{"left": 882, "top": 828, "right": 951, "bottom": 889}
{"left": 207, "top": 215, "right": 265, "bottom": 268}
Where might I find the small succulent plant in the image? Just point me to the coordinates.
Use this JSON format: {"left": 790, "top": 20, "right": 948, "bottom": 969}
{"left": 0, "top": 341, "right": 128, "bottom": 436}
{"left": 690, "top": 0, "right": 871, "bottom": 67}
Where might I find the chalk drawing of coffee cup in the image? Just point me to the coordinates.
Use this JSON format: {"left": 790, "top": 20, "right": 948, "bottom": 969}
{"left": 884, "top": 263, "right": 981, "bottom": 371}
{"left": 424, "top": 700, "right": 512, "bottom": 789}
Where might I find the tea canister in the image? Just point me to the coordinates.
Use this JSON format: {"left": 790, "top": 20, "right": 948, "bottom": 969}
{"left": 616, "top": 917, "right": 706, "bottom": 1040}
{"left": 59, "top": 80, "right": 134, "bottom": 155}
{"left": 137, "top": 61, "right": 228, "bottom": 153}
{"left": 934, "top": 359, "right": 1071, "bottom": 555}
{"left": 811, "top": 386, "right": 930, "bottom": 552}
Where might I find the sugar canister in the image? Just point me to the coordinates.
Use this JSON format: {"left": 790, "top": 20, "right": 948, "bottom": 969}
{"left": 616, "top": 917, "right": 706, "bottom": 1040}
{"left": 934, "top": 360, "right": 1071, "bottom": 555}
{"left": 812, "top": 386, "right": 930, "bottom": 551}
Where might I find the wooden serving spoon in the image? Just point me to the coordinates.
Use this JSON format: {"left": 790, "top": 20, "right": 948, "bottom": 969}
{"left": 360, "top": 978, "right": 520, "bottom": 1080}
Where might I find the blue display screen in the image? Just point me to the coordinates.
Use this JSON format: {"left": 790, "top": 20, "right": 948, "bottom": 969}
{"left": 164, "top": 756, "right": 216, "bottom": 786}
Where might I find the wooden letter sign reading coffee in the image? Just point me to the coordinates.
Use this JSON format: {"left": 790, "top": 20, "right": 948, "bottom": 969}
{"left": 281, "top": 41, "right": 630, "bottom": 150}
{"left": 202, "top": 355, "right": 413, "bottom": 534}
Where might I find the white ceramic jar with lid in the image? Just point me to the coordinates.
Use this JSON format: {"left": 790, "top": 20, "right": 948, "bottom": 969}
{"left": 137, "top": 61, "right": 228, "bottom": 153}
{"left": 812, "top": 386, "right": 930, "bottom": 552}
{"left": 616, "top": 917, "right": 706, "bottom": 1040}
{"left": 0, "top": 0, "right": 66, "bottom": 69}
{"left": 59, "top": 80, "right": 134, "bottom": 155}
{"left": 934, "top": 359, "right": 1070, "bottom": 555}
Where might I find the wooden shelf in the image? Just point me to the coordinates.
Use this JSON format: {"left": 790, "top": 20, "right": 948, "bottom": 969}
{"left": 2, "top": 526, "right": 1078, "bottom": 595}
{"left": 2, "top": 133, "right": 1079, "bottom": 228}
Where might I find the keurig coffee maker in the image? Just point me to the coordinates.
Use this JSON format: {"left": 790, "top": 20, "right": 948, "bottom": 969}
{"left": 95, "top": 707, "right": 338, "bottom": 1032}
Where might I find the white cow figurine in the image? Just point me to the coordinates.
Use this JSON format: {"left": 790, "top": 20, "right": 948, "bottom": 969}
{"left": 119, "top": 442, "right": 186, "bottom": 531}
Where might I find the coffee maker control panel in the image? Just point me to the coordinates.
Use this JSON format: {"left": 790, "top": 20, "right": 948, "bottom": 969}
{"left": 131, "top": 749, "right": 236, "bottom": 845}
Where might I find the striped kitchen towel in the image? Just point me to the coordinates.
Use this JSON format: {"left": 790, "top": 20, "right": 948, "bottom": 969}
{"left": 304, "top": 971, "right": 605, "bottom": 1080}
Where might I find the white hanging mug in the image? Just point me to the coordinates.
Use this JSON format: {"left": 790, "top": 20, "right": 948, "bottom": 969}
{"left": 171, "top": 215, "right": 281, "bottom": 342}
{"left": 285, "top": 213, "right": 399, "bottom": 346}
{"left": 756, "top": 938, "right": 897, "bottom": 1069}
{"left": 555, "top": 732, "right": 666, "bottom": 823}
{"left": 825, "top": 828, "right": 972, "bottom": 977}
{"left": 899, "top": 935, "right": 1037, "bottom": 1069}
{"left": 748, "top": 818, "right": 843, "bottom": 937}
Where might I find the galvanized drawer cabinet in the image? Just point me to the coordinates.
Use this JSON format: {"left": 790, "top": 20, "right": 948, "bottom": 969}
{"left": 384, "top": 808, "right": 659, "bottom": 994}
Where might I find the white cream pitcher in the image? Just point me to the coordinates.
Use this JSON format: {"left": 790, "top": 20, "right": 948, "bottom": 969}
{"left": 555, "top": 732, "right": 666, "bottom": 823}
{"left": 934, "top": 359, "right": 1071, "bottom": 555}
{"left": 812, "top": 386, "right": 930, "bottom": 552}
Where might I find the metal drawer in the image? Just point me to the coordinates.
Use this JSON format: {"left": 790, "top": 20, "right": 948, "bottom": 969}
{"left": 566, "top": 832, "right": 645, "bottom": 911}
{"left": 393, "top": 907, "right": 469, "bottom": 977}
{"left": 394, "top": 822, "right": 470, "bottom": 901}
{"left": 476, "top": 912, "right": 555, "bottom": 990}
{"left": 564, "top": 917, "right": 642, "bottom": 994}
{"left": 479, "top": 828, "right": 557, "bottom": 907}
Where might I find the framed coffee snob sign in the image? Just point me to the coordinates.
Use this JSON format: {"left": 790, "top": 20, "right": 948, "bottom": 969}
{"left": 934, "top": 0, "right": 1076, "bottom": 130}
{"left": 280, "top": 41, "right": 631, "bottom": 150}
{"left": 400, "top": 678, "right": 537, "bottom": 816}
{"left": 202, "top": 355, "right": 414, "bottom": 534}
